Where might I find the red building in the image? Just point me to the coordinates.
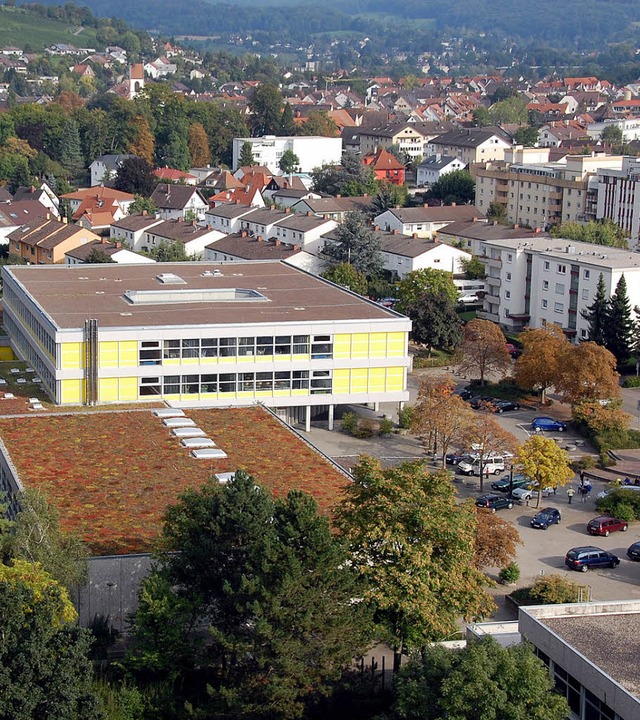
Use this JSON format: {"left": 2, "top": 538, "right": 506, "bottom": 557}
{"left": 362, "top": 147, "right": 406, "bottom": 185}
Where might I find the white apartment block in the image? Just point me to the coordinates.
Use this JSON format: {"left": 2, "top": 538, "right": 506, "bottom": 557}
{"left": 231, "top": 135, "right": 342, "bottom": 174}
{"left": 475, "top": 150, "right": 624, "bottom": 229}
{"left": 596, "top": 157, "right": 640, "bottom": 248}
{"left": 477, "top": 235, "right": 640, "bottom": 340}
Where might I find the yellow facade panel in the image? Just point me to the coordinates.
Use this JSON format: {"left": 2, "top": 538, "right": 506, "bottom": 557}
{"left": 368, "top": 367, "right": 386, "bottom": 392}
{"left": 99, "top": 378, "right": 119, "bottom": 402}
{"left": 386, "top": 332, "right": 406, "bottom": 357}
{"left": 99, "top": 341, "right": 119, "bottom": 368}
{"left": 61, "top": 342, "right": 83, "bottom": 369}
{"left": 369, "top": 332, "right": 387, "bottom": 358}
{"left": 386, "top": 367, "right": 405, "bottom": 391}
{"left": 333, "top": 368, "right": 350, "bottom": 394}
{"left": 350, "top": 368, "right": 368, "bottom": 393}
{"left": 333, "top": 334, "right": 352, "bottom": 359}
{"left": 61, "top": 378, "right": 83, "bottom": 404}
{"left": 118, "top": 341, "right": 138, "bottom": 367}
{"left": 351, "top": 333, "right": 369, "bottom": 358}
{"left": 118, "top": 377, "right": 138, "bottom": 402}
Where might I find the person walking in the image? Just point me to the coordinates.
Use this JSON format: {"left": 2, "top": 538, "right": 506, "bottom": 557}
{"left": 567, "top": 487, "right": 575, "bottom": 504}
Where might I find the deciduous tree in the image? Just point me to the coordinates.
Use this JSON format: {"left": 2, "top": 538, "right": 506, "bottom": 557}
{"left": 515, "top": 435, "right": 574, "bottom": 507}
{"left": 386, "top": 637, "right": 569, "bottom": 720}
{"left": 278, "top": 148, "right": 299, "bottom": 176}
{"left": 426, "top": 170, "right": 475, "bottom": 205}
{"left": 551, "top": 220, "right": 628, "bottom": 248}
{"left": 408, "top": 289, "right": 463, "bottom": 355}
{"left": 127, "top": 114, "right": 154, "bottom": 165}
{"left": 298, "top": 110, "right": 338, "bottom": 137}
{"left": 395, "top": 268, "right": 458, "bottom": 314}
{"left": 474, "top": 510, "right": 522, "bottom": 569}
{"left": 336, "top": 457, "right": 494, "bottom": 671}
{"left": 115, "top": 156, "right": 155, "bottom": 196}
{"left": 322, "top": 211, "right": 382, "bottom": 276}
{"left": 321, "top": 262, "right": 368, "bottom": 295}
{"left": 555, "top": 341, "right": 621, "bottom": 405}
{"left": 467, "top": 413, "right": 518, "bottom": 491}
{"left": 514, "top": 324, "right": 569, "bottom": 402}
{"left": 411, "top": 375, "right": 475, "bottom": 466}
{"left": 187, "top": 122, "right": 210, "bottom": 167}
{"left": 248, "top": 83, "right": 284, "bottom": 136}
{"left": 457, "top": 318, "right": 511, "bottom": 385}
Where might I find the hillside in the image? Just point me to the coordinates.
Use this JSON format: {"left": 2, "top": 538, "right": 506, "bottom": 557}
{"left": 0, "top": 6, "right": 98, "bottom": 50}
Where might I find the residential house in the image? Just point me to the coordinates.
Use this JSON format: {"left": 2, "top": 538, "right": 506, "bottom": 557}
{"left": 208, "top": 185, "right": 265, "bottom": 208}
{"left": 269, "top": 188, "right": 321, "bottom": 208}
{"left": 231, "top": 136, "right": 342, "bottom": 175}
{"left": 109, "top": 213, "right": 164, "bottom": 251}
{"left": 374, "top": 205, "right": 485, "bottom": 238}
{"left": 89, "top": 154, "right": 136, "bottom": 187}
{"left": 12, "top": 182, "right": 60, "bottom": 217}
{"left": 362, "top": 147, "right": 405, "bottom": 185}
{"left": 140, "top": 218, "right": 224, "bottom": 258}
{"left": 64, "top": 239, "right": 156, "bottom": 265}
{"left": 0, "top": 200, "right": 52, "bottom": 243}
{"left": 203, "top": 203, "right": 256, "bottom": 234}
{"left": 437, "top": 219, "right": 544, "bottom": 256}
{"left": 62, "top": 186, "right": 135, "bottom": 217}
{"left": 357, "top": 122, "right": 454, "bottom": 162}
{"left": 150, "top": 184, "right": 209, "bottom": 221}
{"left": 153, "top": 167, "right": 199, "bottom": 185}
{"left": 476, "top": 235, "right": 640, "bottom": 338}
{"left": 425, "top": 128, "right": 512, "bottom": 166}
{"left": 290, "top": 196, "right": 373, "bottom": 221}
{"left": 416, "top": 155, "right": 466, "bottom": 186}
{"left": 537, "top": 121, "right": 590, "bottom": 148}
{"left": 271, "top": 212, "right": 338, "bottom": 254}
{"left": 144, "top": 57, "right": 177, "bottom": 78}
{"left": 7, "top": 216, "right": 100, "bottom": 264}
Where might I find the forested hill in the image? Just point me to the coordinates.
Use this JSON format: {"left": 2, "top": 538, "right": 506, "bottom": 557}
{"left": 19, "top": 0, "right": 640, "bottom": 49}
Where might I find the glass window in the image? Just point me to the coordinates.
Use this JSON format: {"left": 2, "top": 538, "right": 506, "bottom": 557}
{"left": 292, "top": 370, "right": 309, "bottom": 389}
{"left": 219, "top": 373, "right": 236, "bottom": 393}
{"left": 558, "top": 264, "right": 566, "bottom": 274}
{"left": 139, "top": 341, "right": 161, "bottom": 364}
{"left": 274, "top": 371, "right": 291, "bottom": 390}
{"left": 542, "top": 299, "right": 548, "bottom": 308}
{"left": 584, "top": 269, "right": 590, "bottom": 279}
{"left": 182, "top": 338, "right": 199, "bottom": 359}
{"left": 555, "top": 283, "right": 565, "bottom": 294}
{"left": 220, "top": 338, "right": 237, "bottom": 357}
{"left": 544, "top": 261, "right": 550, "bottom": 270}
{"left": 201, "top": 338, "right": 218, "bottom": 358}
{"left": 182, "top": 374, "right": 199, "bottom": 394}
{"left": 311, "top": 335, "right": 333, "bottom": 359}
{"left": 163, "top": 375, "right": 180, "bottom": 394}
{"left": 256, "top": 336, "right": 274, "bottom": 355}
{"left": 201, "top": 374, "right": 217, "bottom": 393}
{"left": 275, "top": 335, "right": 292, "bottom": 354}
{"left": 255, "top": 372, "right": 273, "bottom": 391}
{"left": 543, "top": 280, "right": 549, "bottom": 290}
{"left": 239, "top": 372, "right": 254, "bottom": 391}
{"left": 140, "top": 377, "right": 161, "bottom": 396}
{"left": 293, "top": 335, "right": 310, "bottom": 354}
{"left": 163, "top": 339, "right": 180, "bottom": 359}
{"left": 554, "top": 302, "right": 563, "bottom": 313}
{"left": 311, "top": 370, "right": 332, "bottom": 394}
{"left": 582, "top": 289, "right": 589, "bottom": 300}
{"left": 238, "top": 337, "right": 255, "bottom": 357}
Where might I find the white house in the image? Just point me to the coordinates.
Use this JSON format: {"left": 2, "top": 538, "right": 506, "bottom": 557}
{"left": 477, "top": 235, "right": 640, "bottom": 339}
{"left": 596, "top": 157, "right": 640, "bottom": 248}
{"left": 203, "top": 203, "right": 256, "bottom": 234}
{"left": 150, "top": 184, "right": 209, "bottom": 221}
{"left": 231, "top": 135, "right": 342, "bottom": 174}
{"left": 109, "top": 213, "right": 164, "bottom": 251}
{"left": 89, "top": 154, "right": 136, "bottom": 187}
{"left": 375, "top": 230, "right": 471, "bottom": 278}
{"left": 425, "top": 128, "right": 511, "bottom": 165}
{"left": 140, "top": 219, "right": 225, "bottom": 259}
{"left": 416, "top": 155, "right": 466, "bottom": 186}
{"left": 374, "top": 206, "right": 485, "bottom": 239}
{"left": 64, "top": 239, "right": 156, "bottom": 265}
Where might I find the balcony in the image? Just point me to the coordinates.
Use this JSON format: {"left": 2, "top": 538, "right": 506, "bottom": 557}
{"left": 485, "top": 275, "right": 501, "bottom": 286}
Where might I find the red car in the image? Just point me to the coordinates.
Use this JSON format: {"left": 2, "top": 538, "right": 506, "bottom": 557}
{"left": 587, "top": 516, "right": 629, "bottom": 537}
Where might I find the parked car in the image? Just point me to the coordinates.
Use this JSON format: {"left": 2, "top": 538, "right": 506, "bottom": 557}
{"left": 446, "top": 451, "right": 476, "bottom": 466}
{"left": 626, "top": 542, "right": 640, "bottom": 561}
{"left": 475, "top": 494, "right": 514, "bottom": 512}
{"left": 530, "top": 507, "right": 561, "bottom": 529}
{"left": 511, "top": 483, "right": 554, "bottom": 502}
{"left": 455, "top": 388, "right": 473, "bottom": 401}
{"left": 531, "top": 416, "right": 568, "bottom": 432}
{"left": 505, "top": 343, "right": 521, "bottom": 358}
{"left": 494, "top": 399, "right": 521, "bottom": 413}
{"left": 458, "top": 455, "right": 506, "bottom": 476}
{"left": 491, "top": 473, "right": 530, "bottom": 492}
{"left": 587, "top": 516, "right": 629, "bottom": 537}
{"left": 597, "top": 485, "right": 640, "bottom": 500}
{"left": 565, "top": 546, "right": 620, "bottom": 572}
{"left": 469, "top": 396, "right": 496, "bottom": 410}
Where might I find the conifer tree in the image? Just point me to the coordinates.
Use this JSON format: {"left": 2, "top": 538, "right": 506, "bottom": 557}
{"left": 604, "top": 274, "right": 633, "bottom": 364}
{"left": 581, "top": 273, "right": 608, "bottom": 346}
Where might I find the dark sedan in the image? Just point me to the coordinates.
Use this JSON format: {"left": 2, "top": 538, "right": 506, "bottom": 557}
{"left": 627, "top": 542, "right": 640, "bottom": 561}
{"left": 494, "top": 399, "right": 520, "bottom": 413}
{"left": 530, "top": 507, "right": 561, "bottom": 529}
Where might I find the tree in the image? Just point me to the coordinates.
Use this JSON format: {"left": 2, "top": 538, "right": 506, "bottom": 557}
{"left": 59, "top": 118, "right": 84, "bottom": 179}
{"left": 239, "top": 140, "right": 255, "bottom": 168}
{"left": 5, "top": 489, "right": 89, "bottom": 592}
{"left": 457, "top": 318, "right": 511, "bottom": 385}
{"left": 311, "top": 150, "right": 377, "bottom": 197}
{"left": 128, "top": 196, "right": 157, "bottom": 216}
{"left": 572, "top": 401, "right": 631, "bottom": 437}
{"left": 278, "top": 148, "right": 299, "bottom": 176}
{"left": 335, "top": 457, "right": 494, "bottom": 671}
{"left": 127, "top": 115, "right": 154, "bottom": 165}
{"left": 321, "top": 262, "right": 368, "bottom": 295}
{"left": 115, "top": 157, "right": 156, "bottom": 196}
{"left": 467, "top": 412, "right": 517, "bottom": 491}
{"left": 395, "top": 268, "right": 458, "bottom": 314}
{"left": 488, "top": 96, "right": 529, "bottom": 124}
{"left": 514, "top": 325, "right": 569, "bottom": 403}
{"left": 127, "top": 471, "right": 372, "bottom": 720}
{"left": 474, "top": 510, "right": 522, "bottom": 569}
{"left": 322, "top": 211, "right": 382, "bottom": 276}
{"left": 386, "top": 637, "right": 569, "bottom": 720}
{"left": 526, "top": 575, "right": 583, "bottom": 604}
{"left": 298, "top": 110, "right": 338, "bottom": 137}
{"left": 551, "top": 219, "right": 628, "bottom": 248}
{"left": 369, "top": 182, "right": 407, "bottom": 216}
{"left": 408, "top": 289, "right": 463, "bottom": 355}
{"left": 427, "top": 170, "right": 475, "bottom": 205}
{"left": 514, "top": 125, "right": 539, "bottom": 146}
{"left": 411, "top": 375, "right": 475, "bottom": 466}
{"left": 157, "top": 131, "right": 191, "bottom": 172}
{"left": 149, "top": 241, "right": 189, "bottom": 262}
{"left": 248, "top": 83, "right": 284, "bottom": 136}
{"left": 515, "top": 435, "right": 574, "bottom": 507}
{"left": 486, "top": 200, "right": 508, "bottom": 223}
{"left": 555, "top": 342, "right": 621, "bottom": 405}
{"left": 459, "top": 255, "right": 486, "bottom": 279}
{"left": 0, "top": 560, "right": 102, "bottom": 720}
{"left": 280, "top": 103, "right": 296, "bottom": 135}
{"left": 604, "top": 274, "right": 634, "bottom": 364}
{"left": 601, "top": 124, "right": 623, "bottom": 145}
{"left": 582, "top": 273, "right": 608, "bottom": 345}
{"left": 187, "top": 122, "right": 210, "bottom": 167}
{"left": 84, "top": 248, "right": 115, "bottom": 263}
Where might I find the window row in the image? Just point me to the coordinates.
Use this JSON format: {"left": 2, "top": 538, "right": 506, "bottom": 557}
{"left": 139, "top": 369, "right": 333, "bottom": 396}
{"left": 138, "top": 334, "right": 333, "bottom": 364}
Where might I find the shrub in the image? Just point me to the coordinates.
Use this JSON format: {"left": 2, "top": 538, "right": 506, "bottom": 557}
{"left": 624, "top": 376, "right": 640, "bottom": 388}
{"left": 379, "top": 417, "right": 394, "bottom": 435}
{"left": 596, "top": 489, "right": 640, "bottom": 520}
{"left": 499, "top": 562, "right": 520, "bottom": 584}
{"left": 571, "top": 455, "right": 597, "bottom": 471}
{"left": 527, "top": 575, "right": 582, "bottom": 604}
{"left": 353, "top": 420, "right": 375, "bottom": 439}
{"left": 340, "top": 412, "right": 358, "bottom": 435}
{"left": 599, "top": 451, "right": 615, "bottom": 467}
{"left": 398, "top": 405, "right": 414, "bottom": 429}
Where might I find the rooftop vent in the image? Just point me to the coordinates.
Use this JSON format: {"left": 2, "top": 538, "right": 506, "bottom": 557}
{"left": 156, "top": 272, "right": 186, "bottom": 285}
{"left": 215, "top": 472, "right": 235, "bottom": 484}
{"left": 180, "top": 437, "right": 217, "bottom": 449}
{"left": 191, "top": 448, "right": 228, "bottom": 460}
{"left": 171, "top": 427, "right": 207, "bottom": 438}
{"left": 154, "top": 408, "right": 186, "bottom": 418}
{"left": 163, "top": 417, "right": 196, "bottom": 428}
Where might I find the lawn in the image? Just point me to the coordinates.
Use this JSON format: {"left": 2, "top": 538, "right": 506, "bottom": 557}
{"left": 0, "top": 7, "right": 98, "bottom": 50}
{"left": 0, "top": 407, "right": 350, "bottom": 556}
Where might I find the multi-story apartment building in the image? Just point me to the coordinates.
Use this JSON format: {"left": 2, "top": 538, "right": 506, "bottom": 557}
{"left": 596, "top": 157, "right": 640, "bottom": 248}
{"left": 2, "top": 262, "right": 410, "bottom": 428}
{"left": 425, "top": 128, "right": 512, "bottom": 166}
{"left": 476, "top": 235, "right": 640, "bottom": 339}
{"left": 474, "top": 148, "right": 624, "bottom": 229}
{"left": 356, "top": 122, "right": 453, "bottom": 163}
{"left": 231, "top": 135, "right": 342, "bottom": 174}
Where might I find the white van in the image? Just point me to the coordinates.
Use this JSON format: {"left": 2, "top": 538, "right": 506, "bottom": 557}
{"left": 458, "top": 455, "right": 506, "bottom": 476}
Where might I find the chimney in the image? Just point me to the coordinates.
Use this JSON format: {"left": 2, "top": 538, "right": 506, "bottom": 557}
{"left": 241, "top": 230, "right": 248, "bottom": 237}
{"left": 514, "top": 223, "right": 519, "bottom": 229}
{"left": 115, "top": 241, "right": 122, "bottom": 249}
{"left": 392, "top": 229, "right": 398, "bottom": 235}
{"left": 534, "top": 227, "right": 542, "bottom": 234}
{"left": 293, "top": 244, "right": 301, "bottom": 251}
{"left": 285, "top": 207, "right": 291, "bottom": 214}
{"left": 275, "top": 239, "right": 281, "bottom": 247}
{"left": 46, "top": 212, "right": 50, "bottom": 220}
{"left": 142, "top": 210, "right": 147, "bottom": 216}
{"left": 451, "top": 202, "right": 456, "bottom": 207}
{"left": 307, "top": 211, "right": 312, "bottom": 217}
{"left": 100, "top": 237, "right": 108, "bottom": 244}
{"left": 257, "top": 235, "right": 264, "bottom": 242}
{"left": 412, "top": 233, "right": 417, "bottom": 239}
{"left": 178, "top": 217, "right": 183, "bottom": 222}
{"left": 423, "top": 202, "right": 428, "bottom": 208}
{"left": 373, "top": 225, "right": 379, "bottom": 231}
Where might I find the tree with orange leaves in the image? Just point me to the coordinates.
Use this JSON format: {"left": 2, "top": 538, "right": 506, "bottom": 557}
{"left": 127, "top": 115, "right": 155, "bottom": 165}
{"left": 514, "top": 324, "right": 569, "bottom": 403}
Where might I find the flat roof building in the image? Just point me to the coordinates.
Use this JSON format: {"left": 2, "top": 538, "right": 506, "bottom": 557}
{"left": 2, "top": 262, "right": 410, "bottom": 423}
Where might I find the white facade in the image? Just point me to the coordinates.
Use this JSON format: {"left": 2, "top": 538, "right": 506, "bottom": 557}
{"left": 596, "top": 157, "right": 640, "bottom": 248}
{"left": 204, "top": 206, "right": 255, "bottom": 234}
{"left": 231, "top": 136, "right": 342, "bottom": 174}
{"left": 109, "top": 218, "right": 164, "bottom": 249}
{"left": 477, "top": 235, "right": 640, "bottom": 339}
{"left": 378, "top": 237, "right": 471, "bottom": 279}
{"left": 416, "top": 156, "right": 466, "bottom": 186}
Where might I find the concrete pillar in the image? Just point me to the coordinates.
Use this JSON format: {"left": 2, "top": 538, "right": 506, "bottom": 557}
{"left": 373, "top": 402, "right": 380, "bottom": 412}
{"left": 305, "top": 405, "right": 311, "bottom": 433}
{"left": 328, "top": 404, "right": 334, "bottom": 431}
